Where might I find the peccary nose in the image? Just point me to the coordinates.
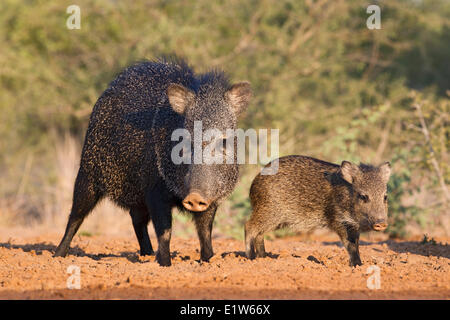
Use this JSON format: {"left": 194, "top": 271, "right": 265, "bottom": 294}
{"left": 372, "top": 220, "right": 388, "bottom": 231}
{"left": 182, "top": 192, "right": 210, "bottom": 212}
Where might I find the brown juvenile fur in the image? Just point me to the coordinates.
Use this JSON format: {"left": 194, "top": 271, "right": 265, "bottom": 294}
{"left": 245, "top": 155, "right": 391, "bottom": 266}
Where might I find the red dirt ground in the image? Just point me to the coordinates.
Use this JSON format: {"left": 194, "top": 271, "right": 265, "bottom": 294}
{"left": 0, "top": 231, "right": 448, "bottom": 299}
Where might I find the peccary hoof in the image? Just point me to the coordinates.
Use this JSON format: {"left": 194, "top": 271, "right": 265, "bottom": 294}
{"left": 139, "top": 249, "right": 155, "bottom": 256}
{"left": 53, "top": 247, "right": 68, "bottom": 258}
{"left": 255, "top": 252, "right": 266, "bottom": 258}
{"left": 246, "top": 252, "right": 256, "bottom": 260}
{"left": 200, "top": 251, "right": 214, "bottom": 262}
{"left": 156, "top": 252, "right": 171, "bottom": 267}
{"left": 349, "top": 258, "right": 363, "bottom": 267}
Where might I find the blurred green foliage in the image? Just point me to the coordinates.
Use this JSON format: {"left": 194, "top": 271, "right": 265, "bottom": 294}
{"left": 1, "top": 0, "right": 449, "bottom": 237}
{"left": 386, "top": 147, "right": 423, "bottom": 238}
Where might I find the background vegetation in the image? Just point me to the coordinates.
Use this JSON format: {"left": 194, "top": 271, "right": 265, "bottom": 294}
{"left": 1, "top": 0, "right": 448, "bottom": 239}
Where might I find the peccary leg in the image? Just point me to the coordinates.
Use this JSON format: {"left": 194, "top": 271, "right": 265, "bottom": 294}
{"left": 337, "top": 227, "right": 362, "bottom": 267}
{"left": 152, "top": 212, "right": 172, "bottom": 266}
{"left": 245, "top": 218, "right": 267, "bottom": 259}
{"left": 254, "top": 234, "right": 266, "bottom": 258}
{"left": 130, "top": 207, "right": 154, "bottom": 256}
{"left": 54, "top": 171, "right": 99, "bottom": 257}
{"left": 193, "top": 205, "right": 217, "bottom": 262}
{"left": 244, "top": 221, "right": 257, "bottom": 259}
{"left": 152, "top": 214, "right": 172, "bottom": 267}
{"left": 146, "top": 184, "right": 172, "bottom": 267}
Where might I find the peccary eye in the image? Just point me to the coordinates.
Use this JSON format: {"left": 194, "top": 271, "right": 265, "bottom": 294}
{"left": 358, "top": 193, "right": 369, "bottom": 202}
{"left": 384, "top": 194, "right": 388, "bottom": 202}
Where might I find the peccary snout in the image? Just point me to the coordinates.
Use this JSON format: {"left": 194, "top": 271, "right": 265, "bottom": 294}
{"left": 372, "top": 220, "right": 388, "bottom": 231}
{"left": 182, "top": 192, "right": 210, "bottom": 212}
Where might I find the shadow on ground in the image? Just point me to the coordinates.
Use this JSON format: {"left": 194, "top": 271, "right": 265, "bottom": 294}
{"left": 221, "top": 251, "right": 279, "bottom": 259}
{"left": 0, "top": 242, "right": 143, "bottom": 263}
{"left": 2, "top": 238, "right": 449, "bottom": 263}
{"left": 0, "top": 241, "right": 214, "bottom": 264}
{"left": 322, "top": 240, "right": 450, "bottom": 259}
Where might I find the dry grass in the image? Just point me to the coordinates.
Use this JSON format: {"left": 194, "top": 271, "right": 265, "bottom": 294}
{"left": 0, "top": 134, "right": 209, "bottom": 239}
{"left": 0, "top": 135, "right": 133, "bottom": 237}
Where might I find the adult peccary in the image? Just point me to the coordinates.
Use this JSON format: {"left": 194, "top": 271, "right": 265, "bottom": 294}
{"left": 54, "top": 58, "right": 252, "bottom": 266}
{"left": 245, "top": 155, "right": 391, "bottom": 267}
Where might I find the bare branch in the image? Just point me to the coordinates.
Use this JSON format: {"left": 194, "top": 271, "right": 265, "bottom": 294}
{"left": 413, "top": 103, "right": 450, "bottom": 204}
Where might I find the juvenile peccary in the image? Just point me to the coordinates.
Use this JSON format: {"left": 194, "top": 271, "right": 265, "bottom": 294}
{"left": 245, "top": 155, "right": 391, "bottom": 266}
{"left": 54, "top": 58, "right": 252, "bottom": 266}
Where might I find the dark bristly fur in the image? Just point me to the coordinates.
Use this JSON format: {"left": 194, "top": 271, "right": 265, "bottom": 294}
{"left": 245, "top": 155, "right": 391, "bottom": 267}
{"left": 54, "top": 57, "right": 252, "bottom": 266}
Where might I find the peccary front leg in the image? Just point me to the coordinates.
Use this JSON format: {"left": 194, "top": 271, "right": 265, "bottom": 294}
{"left": 130, "top": 207, "right": 154, "bottom": 256}
{"left": 193, "top": 204, "right": 217, "bottom": 262}
{"left": 336, "top": 227, "right": 362, "bottom": 267}
{"left": 151, "top": 208, "right": 172, "bottom": 267}
{"left": 146, "top": 184, "right": 172, "bottom": 267}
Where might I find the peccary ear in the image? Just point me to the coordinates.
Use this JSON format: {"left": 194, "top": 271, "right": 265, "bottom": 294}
{"left": 379, "top": 161, "right": 391, "bottom": 183}
{"left": 340, "top": 161, "right": 359, "bottom": 184}
{"left": 167, "top": 83, "right": 195, "bottom": 114}
{"left": 226, "top": 82, "right": 252, "bottom": 116}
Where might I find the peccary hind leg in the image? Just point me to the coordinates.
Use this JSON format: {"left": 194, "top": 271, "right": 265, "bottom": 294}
{"left": 245, "top": 220, "right": 266, "bottom": 259}
{"left": 54, "top": 171, "right": 99, "bottom": 257}
{"left": 254, "top": 234, "right": 266, "bottom": 258}
{"left": 193, "top": 205, "right": 217, "bottom": 262}
{"left": 245, "top": 222, "right": 256, "bottom": 259}
{"left": 130, "top": 207, "right": 154, "bottom": 256}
